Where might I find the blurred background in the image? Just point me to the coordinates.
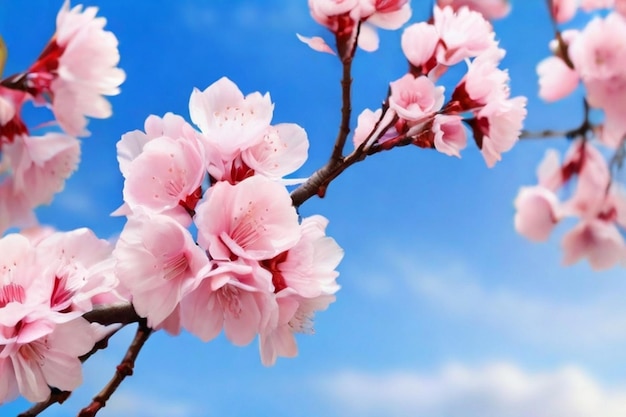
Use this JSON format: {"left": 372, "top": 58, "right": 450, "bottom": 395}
{"left": 3, "top": 1, "right": 626, "bottom": 416}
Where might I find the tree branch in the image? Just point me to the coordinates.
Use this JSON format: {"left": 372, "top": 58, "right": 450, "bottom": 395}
{"left": 78, "top": 320, "right": 153, "bottom": 417}
{"left": 82, "top": 303, "right": 141, "bottom": 326}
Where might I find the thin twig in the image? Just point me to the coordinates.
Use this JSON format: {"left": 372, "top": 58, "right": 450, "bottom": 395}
{"left": 77, "top": 320, "right": 153, "bottom": 417}
{"left": 18, "top": 390, "right": 72, "bottom": 417}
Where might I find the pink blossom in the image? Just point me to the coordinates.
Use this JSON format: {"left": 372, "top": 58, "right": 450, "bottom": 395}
{"left": 551, "top": 0, "right": 578, "bottom": 23}
{"left": 0, "top": 87, "right": 28, "bottom": 146}
{"left": 190, "top": 77, "right": 273, "bottom": 160}
{"left": 195, "top": 175, "right": 301, "bottom": 261}
{"left": 568, "top": 13, "right": 626, "bottom": 147}
{"left": 472, "top": 96, "right": 527, "bottom": 167}
{"left": 181, "top": 260, "right": 267, "bottom": 345}
{"left": 296, "top": 34, "right": 336, "bottom": 55}
{"left": 561, "top": 219, "right": 626, "bottom": 270}
{"left": 308, "top": 0, "right": 360, "bottom": 34}
{"left": 0, "top": 132, "right": 79, "bottom": 233}
{"left": 389, "top": 74, "right": 445, "bottom": 122}
{"left": 353, "top": 108, "right": 382, "bottom": 148}
{"left": 401, "top": 23, "right": 439, "bottom": 72}
{"left": 0, "top": 233, "right": 103, "bottom": 403}
{"left": 241, "top": 123, "right": 309, "bottom": 183}
{"left": 114, "top": 211, "right": 208, "bottom": 328}
{"left": 433, "top": 6, "right": 497, "bottom": 66}
{"left": 536, "top": 56, "right": 580, "bottom": 102}
{"left": 357, "top": 0, "right": 412, "bottom": 51}
{"left": 453, "top": 47, "right": 509, "bottom": 108}
{"left": 27, "top": 1, "right": 125, "bottom": 136}
{"left": 514, "top": 186, "right": 560, "bottom": 242}
{"left": 432, "top": 114, "right": 467, "bottom": 157}
{"left": 436, "top": 0, "right": 511, "bottom": 20}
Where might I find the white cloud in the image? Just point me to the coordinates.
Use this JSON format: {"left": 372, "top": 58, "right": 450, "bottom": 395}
{"left": 370, "top": 254, "right": 626, "bottom": 351}
{"left": 317, "top": 362, "right": 626, "bottom": 417}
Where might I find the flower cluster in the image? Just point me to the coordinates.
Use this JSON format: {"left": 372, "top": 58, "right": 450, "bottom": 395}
{"left": 113, "top": 77, "right": 343, "bottom": 366}
{"left": 0, "top": 1, "right": 125, "bottom": 234}
{"left": 515, "top": 3, "right": 626, "bottom": 269}
{"left": 514, "top": 141, "right": 626, "bottom": 269}
{"left": 353, "top": 5, "right": 527, "bottom": 167}
{"left": 0, "top": 228, "right": 116, "bottom": 403}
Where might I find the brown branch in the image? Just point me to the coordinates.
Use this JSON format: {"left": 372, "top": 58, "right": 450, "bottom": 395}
{"left": 18, "top": 390, "right": 72, "bottom": 417}
{"left": 83, "top": 303, "right": 141, "bottom": 326}
{"left": 78, "top": 320, "right": 153, "bottom": 417}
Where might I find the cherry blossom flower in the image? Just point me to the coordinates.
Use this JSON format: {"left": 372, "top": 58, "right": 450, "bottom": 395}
{"left": 400, "top": 23, "right": 439, "bottom": 73}
{"left": 551, "top": 0, "right": 578, "bottom": 23}
{"left": 114, "top": 211, "right": 208, "bottom": 328}
{"left": 471, "top": 96, "right": 527, "bottom": 167}
{"left": 536, "top": 56, "right": 580, "bottom": 102}
{"left": 561, "top": 218, "right": 626, "bottom": 270}
{"left": 189, "top": 77, "right": 273, "bottom": 161}
{"left": 389, "top": 74, "right": 445, "bottom": 122}
{"left": 357, "top": 0, "right": 412, "bottom": 51}
{"left": 436, "top": 0, "right": 511, "bottom": 20}
{"left": 26, "top": 0, "right": 125, "bottom": 136}
{"left": 181, "top": 260, "right": 267, "bottom": 346}
{"left": 433, "top": 6, "right": 497, "bottom": 66}
{"left": 514, "top": 186, "right": 561, "bottom": 242}
{"left": 195, "top": 175, "right": 301, "bottom": 262}
{"left": 241, "top": 123, "right": 309, "bottom": 183}
{"left": 568, "top": 13, "right": 626, "bottom": 147}
{"left": 0, "top": 231, "right": 115, "bottom": 403}
{"left": 432, "top": 114, "right": 467, "bottom": 157}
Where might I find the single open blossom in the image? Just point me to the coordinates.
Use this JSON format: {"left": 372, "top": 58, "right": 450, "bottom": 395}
{"left": 195, "top": 175, "right": 301, "bottom": 261}
{"left": 471, "top": 96, "right": 527, "bottom": 167}
{"left": 401, "top": 23, "right": 439, "bottom": 73}
{"left": 433, "top": 6, "right": 497, "bottom": 66}
{"left": 114, "top": 211, "right": 208, "bottom": 328}
{"left": 115, "top": 113, "right": 205, "bottom": 223}
{"left": 189, "top": 77, "right": 273, "bottom": 161}
{"left": 0, "top": 132, "right": 80, "bottom": 234}
{"left": 514, "top": 186, "right": 561, "bottom": 242}
{"left": 181, "top": 260, "right": 268, "bottom": 346}
{"left": 389, "top": 74, "right": 445, "bottom": 122}
{"left": 27, "top": 0, "right": 125, "bottom": 136}
{"left": 241, "top": 123, "right": 309, "bottom": 183}
{"left": 561, "top": 218, "right": 626, "bottom": 269}
{"left": 432, "top": 114, "right": 467, "bottom": 157}
{"left": 453, "top": 47, "right": 509, "bottom": 108}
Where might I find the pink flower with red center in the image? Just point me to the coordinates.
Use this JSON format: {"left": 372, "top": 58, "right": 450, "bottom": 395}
{"left": 432, "top": 114, "right": 467, "bottom": 157}
{"left": 389, "top": 74, "right": 445, "bottom": 123}
{"left": 470, "top": 96, "right": 527, "bottom": 167}
{"left": 26, "top": 1, "right": 125, "bottom": 136}
{"left": 0, "top": 132, "right": 80, "bottom": 234}
{"left": 181, "top": 260, "right": 268, "bottom": 346}
{"left": 357, "top": 0, "right": 412, "bottom": 51}
{"left": 0, "top": 232, "right": 112, "bottom": 403}
{"left": 401, "top": 23, "right": 440, "bottom": 74}
{"left": 567, "top": 13, "right": 626, "bottom": 148}
{"left": 0, "top": 87, "right": 28, "bottom": 146}
{"left": 433, "top": 6, "right": 497, "bottom": 66}
{"left": 241, "top": 123, "right": 309, "bottom": 184}
{"left": 194, "top": 175, "right": 301, "bottom": 262}
{"left": 114, "top": 211, "right": 208, "bottom": 328}
{"left": 452, "top": 47, "right": 509, "bottom": 109}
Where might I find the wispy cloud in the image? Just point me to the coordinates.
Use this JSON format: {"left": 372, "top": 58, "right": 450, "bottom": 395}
{"left": 316, "top": 362, "right": 626, "bottom": 417}
{"left": 352, "top": 251, "right": 626, "bottom": 352}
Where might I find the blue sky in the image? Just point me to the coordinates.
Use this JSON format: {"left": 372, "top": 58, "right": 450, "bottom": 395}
{"left": 4, "top": 1, "right": 626, "bottom": 416}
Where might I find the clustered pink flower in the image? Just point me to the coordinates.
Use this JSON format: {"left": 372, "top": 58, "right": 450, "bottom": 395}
{"left": 0, "top": 229, "right": 116, "bottom": 404}
{"left": 0, "top": 1, "right": 125, "bottom": 234}
{"left": 514, "top": 140, "right": 626, "bottom": 270}
{"left": 113, "top": 77, "right": 343, "bottom": 365}
{"left": 302, "top": 0, "right": 411, "bottom": 55}
{"left": 354, "top": 5, "right": 526, "bottom": 167}
{"left": 538, "top": 10, "right": 626, "bottom": 148}
{"left": 436, "top": 0, "right": 511, "bottom": 20}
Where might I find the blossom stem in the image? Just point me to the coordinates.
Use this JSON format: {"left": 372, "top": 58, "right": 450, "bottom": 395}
{"left": 18, "top": 390, "right": 72, "bottom": 417}
{"left": 83, "top": 303, "right": 141, "bottom": 326}
{"left": 77, "top": 320, "right": 153, "bottom": 417}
